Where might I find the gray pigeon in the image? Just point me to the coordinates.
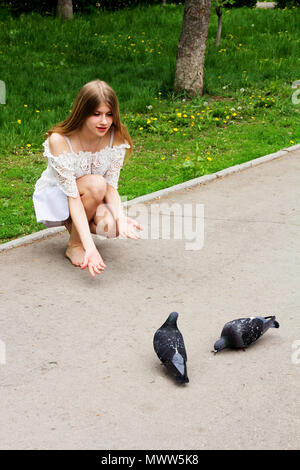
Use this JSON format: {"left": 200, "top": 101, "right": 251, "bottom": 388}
{"left": 153, "top": 312, "right": 189, "bottom": 384}
{"left": 214, "top": 315, "right": 280, "bottom": 353}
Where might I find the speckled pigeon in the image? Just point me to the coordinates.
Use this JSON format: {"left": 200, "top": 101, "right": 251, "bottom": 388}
{"left": 214, "top": 315, "right": 280, "bottom": 353}
{"left": 153, "top": 312, "right": 189, "bottom": 384}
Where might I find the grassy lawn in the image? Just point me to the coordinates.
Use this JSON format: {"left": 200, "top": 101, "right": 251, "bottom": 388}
{"left": 0, "top": 4, "right": 299, "bottom": 243}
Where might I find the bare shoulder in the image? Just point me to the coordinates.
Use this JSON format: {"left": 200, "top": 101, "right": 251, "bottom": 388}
{"left": 113, "top": 130, "right": 127, "bottom": 147}
{"left": 48, "top": 132, "right": 69, "bottom": 157}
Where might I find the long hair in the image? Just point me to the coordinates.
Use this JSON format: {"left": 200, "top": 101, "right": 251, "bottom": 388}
{"left": 46, "top": 79, "right": 132, "bottom": 161}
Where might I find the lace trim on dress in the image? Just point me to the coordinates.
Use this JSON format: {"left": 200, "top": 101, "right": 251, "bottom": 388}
{"left": 41, "top": 137, "right": 130, "bottom": 194}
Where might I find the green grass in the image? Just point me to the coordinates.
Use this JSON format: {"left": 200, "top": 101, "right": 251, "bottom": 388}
{"left": 0, "top": 5, "right": 300, "bottom": 242}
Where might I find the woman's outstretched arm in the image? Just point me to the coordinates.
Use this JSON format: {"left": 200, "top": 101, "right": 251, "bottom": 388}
{"left": 104, "top": 184, "right": 143, "bottom": 239}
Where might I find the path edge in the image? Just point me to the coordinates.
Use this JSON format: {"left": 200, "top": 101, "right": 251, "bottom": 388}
{"left": 1, "top": 143, "right": 299, "bottom": 252}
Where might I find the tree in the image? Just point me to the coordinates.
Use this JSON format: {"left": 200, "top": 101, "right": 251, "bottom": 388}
{"left": 214, "top": 0, "right": 235, "bottom": 47}
{"left": 56, "top": 0, "right": 73, "bottom": 20}
{"left": 174, "top": 0, "right": 212, "bottom": 96}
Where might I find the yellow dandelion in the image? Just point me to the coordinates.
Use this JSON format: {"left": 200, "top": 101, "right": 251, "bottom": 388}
{"left": 161, "top": 157, "right": 165, "bottom": 160}
{"left": 207, "top": 157, "right": 212, "bottom": 161}
{"left": 232, "top": 113, "right": 237, "bottom": 117}
{"left": 139, "top": 127, "right": 143, "bottom": 130}
{"left": 177, "top": 113, "right": 182, "bottom": 117}
{"left": 26, "top": 144, "right": 31, "bottom": 147}
{"left": 17, "top": 119, "right": 21, "bottom": 124}
{"left": 147, "top": 119, "right": 151, "bottom": 124}
{"left": 290, "top": 140, "right": 295, "bottom": 144}
{"left": 24, "top": 104, "right": 28, "bottom": 107}
{"left": 36, "top": 110, "right": 40, "bottom": 113}
{"left": 173, "top": 128, "right": 178, "bottom": 132}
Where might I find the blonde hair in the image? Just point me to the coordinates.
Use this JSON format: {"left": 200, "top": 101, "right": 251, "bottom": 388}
{"left": 46, "top": 79, "right": 133, "bottom": 161}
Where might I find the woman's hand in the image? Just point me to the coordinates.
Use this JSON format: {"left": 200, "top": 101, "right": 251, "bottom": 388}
{"left": 117, "top": 216, "right": 143, "bottom": 240}
{"left": 80, "top": 246, "right": 106, "bottom": 277}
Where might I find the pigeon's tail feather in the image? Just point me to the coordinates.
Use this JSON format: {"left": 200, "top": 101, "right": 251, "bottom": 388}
{"left": 175, "top": 374, "right": 189, "bottom": 384}
{"left": 264, "top": 315, "right": 280, "bottom": 328}
{"left": 169, "top": 353, "right": 189, "bottom": 385}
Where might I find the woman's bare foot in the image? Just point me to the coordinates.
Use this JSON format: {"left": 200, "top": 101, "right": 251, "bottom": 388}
{"left": 65, "top": 243, "right": 85, "bottom": 266}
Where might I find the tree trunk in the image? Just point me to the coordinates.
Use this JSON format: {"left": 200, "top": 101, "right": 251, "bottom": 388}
{"left": 174, "top": 0, "right": 212, "bottom": 96}
{"left": 0, "top": 80, "right": 6, "bottom": 105}
{"left": 57, "top": 0, "right": 73, "bottom": 20}
{"left": 216, "top": 5, "right": 222, "bottom": 47}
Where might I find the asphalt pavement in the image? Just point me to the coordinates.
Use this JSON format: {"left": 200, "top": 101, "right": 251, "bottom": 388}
{"left": 0, "top": 148, "right": 299, "bottom": 450}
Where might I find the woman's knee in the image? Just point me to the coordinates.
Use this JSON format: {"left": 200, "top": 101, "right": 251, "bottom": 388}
{"left": 78, "top": 174, "right": 107, "bottom": 203}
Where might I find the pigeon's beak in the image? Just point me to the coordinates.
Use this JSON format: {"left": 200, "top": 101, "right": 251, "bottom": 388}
{"left": 211, "top": 349, "right": 218, "bottom": 355}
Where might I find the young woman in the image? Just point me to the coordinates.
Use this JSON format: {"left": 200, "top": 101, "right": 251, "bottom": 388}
{"left": 33, "top": 79, "right": 143, "bottom": 277}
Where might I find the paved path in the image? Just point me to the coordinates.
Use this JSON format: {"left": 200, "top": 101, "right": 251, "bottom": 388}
{"left": 0, "top": 149, "right": 299, "bottom": 449}
{"left": 256, "top": 2, "right": 276, "bottom": 8}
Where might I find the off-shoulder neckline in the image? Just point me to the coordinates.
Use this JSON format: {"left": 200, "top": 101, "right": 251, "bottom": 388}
{"left": 43, "top": 137, "right": 130, "bottom": 158}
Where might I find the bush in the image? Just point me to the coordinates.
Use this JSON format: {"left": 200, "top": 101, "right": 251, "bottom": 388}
{"left": 224, "top": 0, "right": 257, "bottom": 7}
{"left": 1, "top": 0, "right": 183, "bottom": 17}
{"left": 276, "top": 0, "right": 300, "bottom": 7}
{"left": 2, "top": 1, "right": 55, "bottom": 16}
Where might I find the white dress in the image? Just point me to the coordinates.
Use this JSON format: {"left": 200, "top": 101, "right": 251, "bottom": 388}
{"left": 33, "top": 126, "right": 130, "bottom": 228}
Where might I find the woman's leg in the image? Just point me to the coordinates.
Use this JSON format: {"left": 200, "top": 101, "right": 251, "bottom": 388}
{"left": 65, "top": 174, "right": 107, "bottom": 266}
{"left": 90, "top": 203, "right": 119, "bottom": 239}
